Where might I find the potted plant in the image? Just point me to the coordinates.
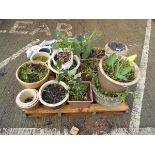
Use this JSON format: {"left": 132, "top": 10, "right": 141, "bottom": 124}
{"left": 71, "top": 31, "right": 103, "bottom": 59}
{"left": 30, "top": 52, "right": 50, "bottom": 63}
{"left": 48, "top": 55, "right": 80, "bottom": 75}
{"left": 16, "top": 89, "right": 39, "bottom": 110}
{"left": 78, "top": 58, "right": 99, "bottom": 81}
{"left": 51, "top": 30, "right": 73, "bottom": 70}
{"left": 16, "top": 61, "right": 50, "bottom": 89}
{"left": 56, "top": 71, "right": 93, "bottom": 108}
{"left": 105, "top": 41, "right": 129, "bottom": 56}
{"left": 86, "top": 68, "right": 129, "bottom": 106}
{"left": 38, "top": 80, "right": 69, "bottom": 109}
{"left": 98, "top": 53, "right": 140, "bottom": 92}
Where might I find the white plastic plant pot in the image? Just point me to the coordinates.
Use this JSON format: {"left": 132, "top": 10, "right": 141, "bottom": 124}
{"left": 38, "top": 80, "right": 69, "bottom": 109}
{"left": 16, "top": 89, "right": 39, "bottom": 110}
{"left": 48, "top": 55, "right": 80, "bottom": 75}
{"left": 105, "top": 41, "right": 129, "bottom": 57}
{"left": 30, "top": 52, "right": 50, "bottom": 63}
{"left": 51, "top": 48, "right": 73, "bottom": 70}
{"left": 39, "top": 46, "right": 52, "bottom": 55}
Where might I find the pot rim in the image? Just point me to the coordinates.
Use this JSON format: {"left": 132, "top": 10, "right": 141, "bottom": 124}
{"left": 30, "top": 52, "right": 50, "bottom": 63}
{"left": 105, "top": 42, "right": 129, "bottom": 52}
{"left": 91, "top": 80, "right": 120, "bottom": 100}
{"left": 48, "top": 55, "right": 80, "bottom": 74}
{"left": 99, "top": 56, "right": 140, "bottom": 87}
{"left": 16, "top": 61, "right": 50, "bottom": 86}
{"left": 16, "top": 89, "right": 39, "bottom": 108}
{"left": 51, "top": 48, "right": 74, "bottom": 69}
{"left": 38, "top": 80, "right": 69, "bottom": 107}
{"left": 68, "top": 81, "right": 93, "bottom": 103}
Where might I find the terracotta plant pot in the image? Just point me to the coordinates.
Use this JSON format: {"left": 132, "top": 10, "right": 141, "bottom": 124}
{"left": 51, "top": 48, "right": 74, "bottom": 70}
{"left": 30, "top": 52, "right": 50, "bottom": 63}
{"left": 38, "top": 80, "right": 69, "bottom": 109}
{"left": 92, "top": 81, "right": 122, "bottom": 107}
{"left": 68, "top": 81, "right": 93, "bottom": 108}
{"left": 105, "top": 41, "right": 129, "bottom": 57}
{"left": 48, "top": 55, "right": 80, "bottom": 75}
{"left": 16, "top": 61, "right": 50, "bottom": 89}
{"left": 98, "top": 56, "right": 140, "bottom": 92}
{"left": 16, "top": 89, "right": 39, "bottom": 110}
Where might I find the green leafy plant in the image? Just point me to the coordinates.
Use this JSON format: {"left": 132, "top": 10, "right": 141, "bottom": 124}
{"left": 52, "top": 30, "right": 72, "bottom": 49}
{"left": 103, "top": 53, "right": 135, "bottom": 82}
{"left": 55, "top": 67, "right": 87, "bottom": 101}
{"left": 18, "top": 64, "right": 48, "bottom": 83}
{"left": 86, "top": 68, "right": 129, "bottom": 102}
{"left": 71, "top": 31, "right": 102, "bottom": 59}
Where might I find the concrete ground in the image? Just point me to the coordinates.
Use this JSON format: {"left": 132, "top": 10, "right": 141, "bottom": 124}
{"left": 0, "top": 19, "right": 154, "bottom": 135}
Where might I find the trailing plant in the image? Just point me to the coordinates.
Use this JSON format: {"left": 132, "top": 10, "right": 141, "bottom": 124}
{"left": 102, "top": 53, "right": 136, "bottom": 82}
{"left": 86, "top": 68, "right": 130, "bottom": 102}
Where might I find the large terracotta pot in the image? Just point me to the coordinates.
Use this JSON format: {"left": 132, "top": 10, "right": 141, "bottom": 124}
{"left": 16, "top": 61, "right": 50, "bottom": 89}
{"left": 68, "top": 81, "right": 93, "bottom": 108}
{"left": 98, "top": 56, "right": 140, "bottom": 93}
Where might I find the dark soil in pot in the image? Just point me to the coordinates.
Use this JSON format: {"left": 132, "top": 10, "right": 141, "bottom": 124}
{"left": 18, "top": 63, "right": 48, "bottom": 83}
{"left": 24, "top": 97, "right": 34, "bottom": 103}
{"left": 42, "top": 84, "right": 66, "bottom": 104}
{"left": 90, "top": 48, "right": 105, "bottom": 58}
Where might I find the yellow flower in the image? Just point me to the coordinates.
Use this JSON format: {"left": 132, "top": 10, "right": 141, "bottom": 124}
{"left": 127, "top": 54, "right": 137, "bottom": 62}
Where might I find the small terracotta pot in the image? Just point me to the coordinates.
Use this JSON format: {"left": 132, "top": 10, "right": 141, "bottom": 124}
{"left": 16, "top": 89, "right": 39, "bottom": 110}
{"left": 105, "top": 41, "right": 129, "bottom": 57}
{"left": 68, "top": 81, "right": 93, "bottom": 108}
{"left": 98, "top": 56, "right": 140, "bottom": 92}
{"left": 38, "top": 80, "right": 69, "bottom": 109}
{"left": 16, "top": 61, "right": 50, "bottom": 89}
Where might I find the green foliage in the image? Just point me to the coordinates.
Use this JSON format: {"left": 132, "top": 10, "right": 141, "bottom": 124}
{"left": 52, "top": 30, "right": 72, "bottom": 49}
{"left": 55, "top": 69, "right": 87, "bottom": 101}
{"left": 85, "top": 68, "right": 129, "bottom": 102}
{"left": 51, "top": 29, "right": 103, "bottom": 59}
{"left": 33, "top": 56, "right": 48, "bottom": 62}
{"left": 71, "top": 32, "right": 97, "bottom": 59}
{"left": 18, "top": 64, "right": 47, "bottom": 82}
{"left": 104, "top": 53, "right": 135, "bottom": 82}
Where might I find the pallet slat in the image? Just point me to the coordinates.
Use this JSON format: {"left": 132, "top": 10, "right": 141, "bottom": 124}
{"left": 23, "top": 102, "right": 129, "bottom": 116}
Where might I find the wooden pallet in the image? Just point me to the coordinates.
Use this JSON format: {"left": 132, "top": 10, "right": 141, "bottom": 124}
{"left": 23, "top": 102, "right": 129, "bottom": 117}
